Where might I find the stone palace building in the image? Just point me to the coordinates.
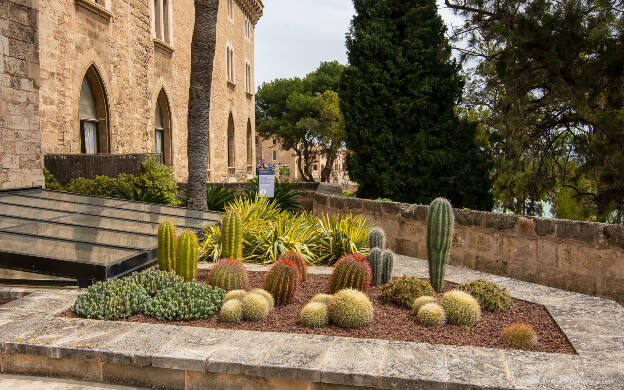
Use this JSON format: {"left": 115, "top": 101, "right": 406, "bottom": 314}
{"left": 1, "top": 0, "right": 263, "bottom": 189}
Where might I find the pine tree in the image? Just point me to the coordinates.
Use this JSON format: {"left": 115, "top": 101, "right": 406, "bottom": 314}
{"left": 340, "top": 0, "right": 493, "bottom": 210}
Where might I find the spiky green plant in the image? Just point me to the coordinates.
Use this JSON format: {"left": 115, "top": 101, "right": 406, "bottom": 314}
{"left": 328, "top": 289, "right": 373, "bottom": 328}
{"left": 244, "top": 178, "right": 303, "bottom": 212}
{"left": 206, "top": 258, "right": 249, "bottom": 291}
{"left": 411, "top": 296, "right": 437, "bottom": 315}
{"left": 329, "top": 253, "right": 372, "bottom": 294}
{"left": 131, "top": 269, "right": 183, "bottom": 296}
{"left": 441, "top": 290, "right": 481, "bottom": 325}
{"left": 221, "top": 209, "right": 243, "bottom": 261}
{"left": 72, "top": 279, "right": 149, "bottom": 320}
{"left": 220, "top": 299, "right": 243, "bottom": 323}
{"left": 143, "top": 282, "right": 225, "bottom": 321}
{"left": 300, "top": 302, "right": 329, "bottom": 328}
{"left": 381, "top": 249, "right": 394, "bottom": 284}
{"left": 381, "top": 277, "right": 435, "bottom": 308}
{"left": 318, "top": 213, "right": 373, "bottom": 264}
{"left": 157, "top": 221, "right": 176, "bottom": 271}
{"left": 368, "top": 227, "right": 386, "bottom": 250}
{"left": 176, "top": 231, "right": 199, "bottom": 282}
{"left": 264, "top": 258, "right": 301, "bottom": 305}
{"left": 458, "top": 279, "right": 513, "bottom": 312}
{"left": 310, "top": 293, "right": 333, "bottom": 306}
{"left": 249, "top": 288, "right": 275, "bottom": 309}
{"left": 279, "top": 250, "right": 308, "bottom": 281}
{"left": 416, "top": 303, "right": 446, "bottom": 326}
{"left": 242, "top": 292, "right": 272, "bottom": 321}
{"left": 367, "top": 247, "right": 383, "bottom": 286}
{"left": 502, "top": 323, "right": 538, "bottom": 350}
{"left": 427, "top": 197, "right": 454, "bottom": 292}
{"left": 223, "top": 289, "right": 247, "bottom": 303}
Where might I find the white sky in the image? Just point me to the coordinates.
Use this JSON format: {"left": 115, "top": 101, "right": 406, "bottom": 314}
{"left": 254, "top": 0, "right": 465, "bottom": 88}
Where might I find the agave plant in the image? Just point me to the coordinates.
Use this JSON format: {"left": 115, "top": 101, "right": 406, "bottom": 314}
{"left": 244, "top": 177, "right": 302, "bottom": 212}
{"left": 176, "top": 184, "right": 238, "bottom": 211}
{"left": 317, "top": 213, "right": 373, "bottom": 264}
{"left": 112, "top": 185, "right": 169, "bottom": 204}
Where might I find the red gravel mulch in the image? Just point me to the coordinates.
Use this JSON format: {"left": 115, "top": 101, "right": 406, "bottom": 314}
{"left": 61, "top": 271, "right": 576, "bottom": 354}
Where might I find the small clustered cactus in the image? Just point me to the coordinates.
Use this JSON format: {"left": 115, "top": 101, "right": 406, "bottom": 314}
{"left": 441, "top": 290, "right": 481, "bottom": 325}
{"left": 143, "top": 282, "right": 225, "bottom": 321}
{"left": 501, "top": 323, "right": 538, "bottom": 350}
{"left": 416, "top": 302, "right": 446, "bottom": 326}
{"left": 264, "top": 258, "right": 301, "bottom": 305}
{"left": 219, "top": 299, "right": 243, "bottom": 323}
{"left": 411, "top": 295, "right": 437, "bottom": 315}
{"left": 329, "top": 253, "right": 372, "bottom": 294}
{"left": 300, "top": 302, "right": 329, "bottom": 328}
{"left": 279, "top": 250, "right": 308, "bottom": 281}
{"left": 328, "top": 288, "right": 373, "bottom": 329}
{"left": 310, "top": 293, "right": 333, "bottom": 306}
{"left": 368, "top": 227, "right": 386, "bottom": 250}
{"left": 367, "top": 228, "right": 394, "bottom": 286}
{"left": 458, "top": 279, "right": 513, "bottom": 312}
{"left": 206, "top": 258, "right": 249, "bottom": 291}
{"left": 427, "top": 197, "right": 454, "bottom": 292}
{"left": 242, "top": 292, "right": 272, "bottom": 321}
{"left": 72, "top": 278, "right": 149, "bottom": 320}
{"left": 157, "top": 220, "right": 176, "bottom": 272}
{"left": 381, "top": 276, "right": 434, "bottom": 308}
{"left": 176, "top": 231, "right": 199, "bottom": 282}
{"left": 221, "top": 209, "right": 243, "bottom": 261}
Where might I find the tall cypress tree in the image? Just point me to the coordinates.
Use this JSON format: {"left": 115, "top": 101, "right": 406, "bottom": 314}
{"left": 340, "top": 0, "right": 493, "bottom": 210}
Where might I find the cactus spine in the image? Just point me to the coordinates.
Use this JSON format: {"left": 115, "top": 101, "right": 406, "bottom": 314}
{"left": 221, "top": 209, "right": 243, "bottom": 261}
{"left": 368, "top": 227, "right": 386, "bottom": 250}
{"left": 175, "top": 231, "right": 199, "bottom": 282}
{"left": 278, "top": 250, "right": 308, "bottom": 281}
{"left": 206, "top": 258, "right": 249, "bottom": 291}
{"left": 157, "top": 220, "right": 176, "bottom": 272}
{"left": 329, "top": 253, "right": 372, "bottom": 294}
{"left": 426, "top": 197, "right": 454, "bottom": 292}
{"left": 264, "top": 258, "right": 301, "bottom": 305}
{"left": 367, "top": 248, "right": 383, "bottom": 286}
{"left": 381, "top": 249, "right": 394, "bottom": 284}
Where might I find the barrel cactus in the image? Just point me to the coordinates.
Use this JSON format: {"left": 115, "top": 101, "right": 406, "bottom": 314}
{"left": 175, "top": 231, "right": 199, "bottom": 282}
{"left": 220, "top": 299, "right": 243, "bottom": 323}
{"left": 329, "top": 253, "right": 372, "bottom": 294}
{"left": 264, "top": 258, "right": 301, "bottom": 305}
{"left": 441, "top": 290, "right": 481, "bottom": 325}
{"left": 206, "top": 258, "right": 249, "bottom": 291}
{"left": 367, "top": 248, "right": 383, "bottom": 286}
{"left": 411, "top": 296, "right": 437, "bottom": 315}
{"left": 416, "top": 303, "right": 446, "bottom": 326}
{"left": 300, "top": 302, "right": 329, "bottom": 328}
{"left": 221, "top": 209, "right": 243, "bottom": 261}
{"left": 223, "top": 289, "right": 247, "bottom": 303}
{"left": 278, "top": 250, "right": 308, "bottom": 282}
{"left": 381, "top": 249, "right": 394, "bottom": 284}
{"left": 427, "top": 197, "right": 454, "bottom": 292}
{"left": 249, "top": 288, "right": 275, "bottom": 309}
{"left": 157, "top": 220, "right": 176, "bottom": 272}
{"left": 328, "top": 289, "right": 373, "bottom": 328}
{"left": 242, "top": 292, "right": 272, "bottom": 321}
{"left": 310, "top": 293, "right": 333, "bottom": 306}
{"left": 368, "top": 227, "right": 386, "bottom": 250}
{"left": 502, "top": 323, "right": 538, "bottom": 350}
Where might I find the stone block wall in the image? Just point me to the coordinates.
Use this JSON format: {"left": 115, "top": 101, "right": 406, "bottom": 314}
{"left": 0, "top": 0, "right": 44, "bottom": 190}
{"left": 313, "top": 190, "right": 624, "bottom": 303}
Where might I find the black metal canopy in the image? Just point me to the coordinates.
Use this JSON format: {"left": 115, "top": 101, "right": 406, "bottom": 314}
{"left": 0, "top": 188, "right": 220, "bottom": 287}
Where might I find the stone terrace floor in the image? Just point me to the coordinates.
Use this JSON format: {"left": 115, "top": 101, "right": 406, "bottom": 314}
{"left": 0, "top": 255, "right": 622, "bottom": 389}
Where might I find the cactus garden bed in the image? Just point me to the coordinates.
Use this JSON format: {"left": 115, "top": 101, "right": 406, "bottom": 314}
{"left": 60, "top": 270, "right": 575, "bottom": 354}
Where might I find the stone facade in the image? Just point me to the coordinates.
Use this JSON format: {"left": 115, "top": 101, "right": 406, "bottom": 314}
{"left": 0, "top": 0, "right": 45, "bottom": 190}
{"left": 313, "top": 188, "right": 624, "bottom": 303}
{"left": 22, "top": 0, "right": 262, "bottom": 187}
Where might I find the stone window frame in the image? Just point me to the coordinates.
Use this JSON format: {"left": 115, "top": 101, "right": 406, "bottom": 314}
{"left": 76, "top": 0, "right": 113, "bottom": 19}
{"left": 154, "top": 89, "right": 173, "bottom": 167}
{"left": 227, "top": 0, "right": 235, "bottom": 22}
{"left": 272, "top": 150, "right": 277, "bottom": 161}
{"left": 79, "top": 65, "right": 110, "bottom": 154}
{"left": 244, "top": 17, "right": 251, "bottom": 40}
{"left": 246, "top": 119, "right": 253, "bottom": 167}
{"left": 244, "top": 59, "right": 252, "bottom": 94}
{"left": 226, "top": 43, "right": 235, "bottom": 86}
{"left": 152, "top": 0, "right": 174, "bottom": 51}
{"left": 227, "top": 112, "right": 236, "bottom": 170}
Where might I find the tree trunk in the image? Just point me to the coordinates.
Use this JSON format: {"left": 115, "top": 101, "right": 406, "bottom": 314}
{"left": 187, "top": 0, "right": 218, "bottom": 210}
{"left": 320, "top": 148, "right": 338, "bottom": 182}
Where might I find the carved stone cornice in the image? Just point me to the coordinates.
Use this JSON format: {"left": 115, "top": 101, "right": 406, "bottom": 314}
{"left": 235, "top": 0, "right": 264, "bottom": 25}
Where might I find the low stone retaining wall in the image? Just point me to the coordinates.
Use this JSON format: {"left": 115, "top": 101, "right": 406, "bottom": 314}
{"left": 313, "top": 187, "right": 624, "bottom": 303}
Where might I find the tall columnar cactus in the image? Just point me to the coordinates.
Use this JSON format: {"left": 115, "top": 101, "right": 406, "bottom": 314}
{"left": 221, "top": 209, "right": 243, "bottom": 261}
{"left": 368, "top": 227, "right": 386, "bottom": 250}
{"left": 381, "top": 249, "right": 394, "bottom": 284}
{"left": 175, "top": 231, "right": 199, "bottom": 282}
{"left": 264, "top": 258, "right": 301, "bottom": 305}
{"left": 157, "top": 220, "right": 176, "bottom": 272}
{"left": 426, "top": 197, "right": 454, "bottom": 292}
{"left": 278, "top": 250, "right": 308, "bottom": 281}
{"left": 367, "top": 248, "right": 383, "bottom": 286}
{"left": 329, "top": 253, "right": 372, "bottom": 294}
{"left": 206, "top": 258, "right": 249, "bottom": 291}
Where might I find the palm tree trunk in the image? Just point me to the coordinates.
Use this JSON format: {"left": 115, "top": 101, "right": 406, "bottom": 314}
{"left": 187, "top": 0, "right": 219, "bottom": 210}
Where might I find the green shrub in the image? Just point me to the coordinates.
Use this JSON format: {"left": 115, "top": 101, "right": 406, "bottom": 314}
{"left": 136, "top": 156, "right": 180, "bottom": 205}
{"left": 242, "top": 292, "right": 272, "bottom": 321}
{"left": 411, "top": 296, "right": 437, "bottom": 315}
{"left": 65, "top": 175, "right": 124, "bottom": 197}
{"left": 329, "top": 253, "right": 372, "bottom": 294}
{"left": 143, "top": 282, "right": 225, "bottom": 321}
{"left": 220, "top": 299, "right": 243, "bottom": 323}
{"left": 458, "top": 279, "right": 513, "bottom": 312}
{"left": 441, "top": 290, "right": 481, "bottom": 325}
{"left": 328, "top": 289, "right": 373, "bottom": 329}
{"left": 244, "top": 178, "right": 303, "bottom": 212}
{"left": 72, "top": 279, "right": 148, "bottom": 320}
{"left": 381, "top": 277, "right": 435, "bottom": 308}
{"left": 43, "top": 169, "right": 63, "bottom": 191}
{"left": 416, "top": 303, "right": 446, "bottom": 326}
{"left": 310, "top": 293, "right": 333, "bottom": 306}
{"left": 176, "top": 185, "right": 238, "bottom": 211}
{"left": 300, "top": 302, "right": 328, "bottom": 328}
{"left": 501, "top": 323, "right": 538, "bottom": 350}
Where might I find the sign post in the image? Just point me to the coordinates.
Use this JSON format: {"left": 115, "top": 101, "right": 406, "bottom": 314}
{"left": 257, "top": 169, "right": 275, "bottom": 198}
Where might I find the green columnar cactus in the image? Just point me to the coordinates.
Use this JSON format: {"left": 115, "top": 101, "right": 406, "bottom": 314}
{"left": 381, "top": 249, "right": 394, "bottom": 284}
{"left": 279, "top": 250, "right": 308, "bottom": 281}
{"left": 367, "top": 248, "right": 383, "bottom": 286}
{"left": 206, "top": 258, "right": 249, "bottom": 291}
{"left": 426, "top": 197, "right": 454, "bottom": 292}
{"left": 221, "top": 209, "right": 243, "bottom": 261}
{"left": 175, "top": 231, "right": 199, "bottom": 282}
{"left": 264, "top": 258, "right": 301, "bottom": 305}
{"left": 368, "top": 227, "right": 386, "bottom": 250}
{"left": 329, "top": 253, "right": 372, "bottom": 294}
{"left": 157, "top": 221, "right": 176, "bottom": 272}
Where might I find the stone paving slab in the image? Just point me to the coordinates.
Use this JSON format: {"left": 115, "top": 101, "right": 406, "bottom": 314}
{"left": 0, "top": 256, "right": 622, "bottom": 389}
